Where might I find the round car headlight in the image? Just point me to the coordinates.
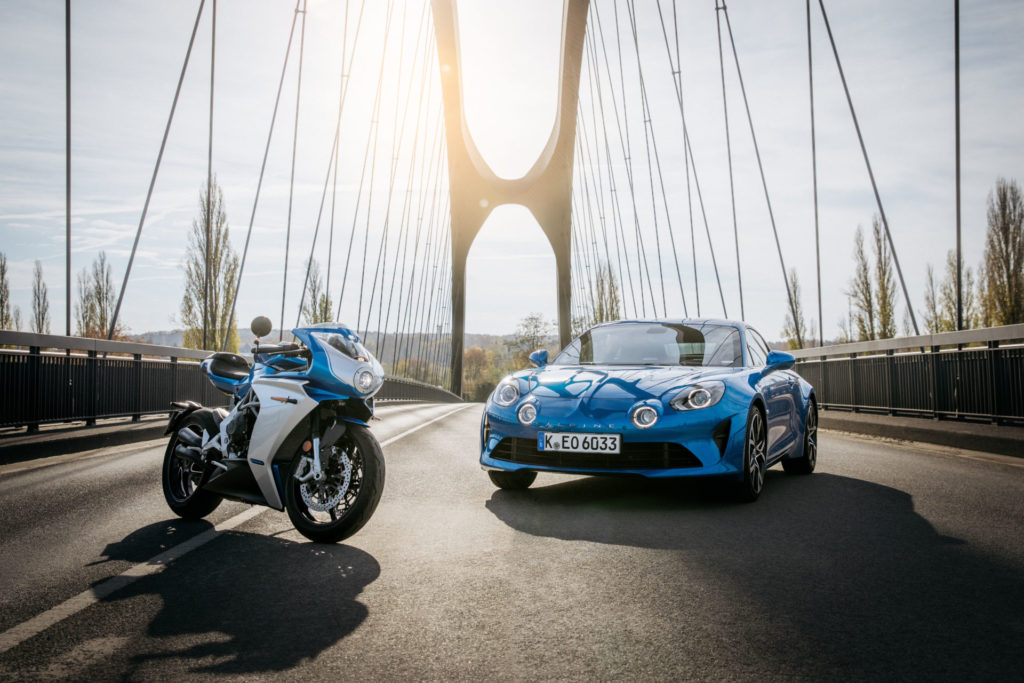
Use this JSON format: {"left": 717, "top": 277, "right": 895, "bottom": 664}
{"left": 518, "top": 403, "right": 537, "bottom": 425}
{"left": 354, "top": 369, "right": 375, "bottom": 393}
{"left": 670, "top": 381, "right": 726, "bottom": 411}
{"left": 494, "top": 381, "right": 519, "bottom": 407}
{"left": 631, "top": 405, "right": 658, "bottom": 429}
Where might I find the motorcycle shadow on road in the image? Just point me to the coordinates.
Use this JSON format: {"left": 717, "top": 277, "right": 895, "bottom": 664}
{"left": 94, "top": 521, "right": 379, "bottom": 675}
{"left": 484, "top": 471, "right": 1024, "bottom": 680}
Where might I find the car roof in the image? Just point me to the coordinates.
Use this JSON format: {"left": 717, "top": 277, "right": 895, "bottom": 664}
{"left": 590, "top": 318, "right": 749, "bottom": 331}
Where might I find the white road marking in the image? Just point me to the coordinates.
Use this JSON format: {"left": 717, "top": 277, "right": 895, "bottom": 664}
{"left": 381, "top": 403, "right": 474, "bottom": 447}
{"left": 0, "top": 402, "right": 473, "bottom": 656}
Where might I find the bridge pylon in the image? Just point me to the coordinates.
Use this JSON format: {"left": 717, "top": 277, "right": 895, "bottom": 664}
{"left": 431, "top": 0, "right": 590, "bottom": 396}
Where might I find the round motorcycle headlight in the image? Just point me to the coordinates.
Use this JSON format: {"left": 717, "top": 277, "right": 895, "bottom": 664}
{"left": 494, "top": 381, "right": 519, "bottom": 407}
{"left": 518, "top": 403, "right": 537, "bottom": 425}
{"left": 631, "top": 405, "right": 658, "bottom": 429}
{"left": 355, "top": 369, "right": 375, "bottom": 393}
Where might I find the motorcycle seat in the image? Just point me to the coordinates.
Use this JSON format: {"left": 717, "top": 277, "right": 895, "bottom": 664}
{"left": 206, "top": 352, "right": 252, "bottom": 381}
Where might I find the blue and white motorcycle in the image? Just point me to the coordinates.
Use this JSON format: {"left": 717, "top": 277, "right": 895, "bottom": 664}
{"left": 162, "top": 316, "right": 386, "bottom": 543}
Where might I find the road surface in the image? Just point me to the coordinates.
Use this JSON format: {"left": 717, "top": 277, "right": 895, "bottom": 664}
{"left": 0, "top": 402, "right": 1022, "bottom": 680}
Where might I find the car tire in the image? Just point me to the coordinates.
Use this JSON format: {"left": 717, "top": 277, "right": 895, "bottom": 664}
{"left": 735, "top": 404, "right": 767, "bottom": 502}
{"left": 783, "top": 401, "right": 817, "bottom": 475}
{"left": 488, "top": 470, "right": 537, "bottom": 490}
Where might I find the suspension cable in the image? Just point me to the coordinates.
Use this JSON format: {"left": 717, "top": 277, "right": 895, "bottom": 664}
{"left": 714, "top": 1, "right": 744, "bottom": 320}
{"left": 816, "top": 0, "right": 920, "bottom": 335}
{"left": 278, "top": 0, "right": 307, "bottom": 340}
{"left": 203, "top": 0, "right": 216, "bottom": 349}
{"left": 720, "top": 6, "right": 798, "bottom": 348}
{"left": 807, "top": 0, "right": 823, "bottom": 345}
{"left": 294, "top": 0, "right": 366, "bottom": 328}
{"left": 107, "top": 0, "right": 206, "bottom": 340}
{"left": 222, "top": 0, "right": 301, "bottom": 350}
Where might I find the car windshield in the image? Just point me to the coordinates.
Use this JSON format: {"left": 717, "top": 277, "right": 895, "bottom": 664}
{"left": 552, "top": 322, "right": 744, "bottom": 367}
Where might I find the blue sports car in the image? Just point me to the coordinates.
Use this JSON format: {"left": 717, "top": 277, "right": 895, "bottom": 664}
{"left": 480, "top": 319, "right": 817, "bottom": 501}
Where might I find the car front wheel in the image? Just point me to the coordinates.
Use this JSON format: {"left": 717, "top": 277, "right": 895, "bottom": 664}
{"left": 488, "top": 469, "right": 536, "bottom": 490}
{"left": 735, "top": 404, "right": 767, "bottom": 502}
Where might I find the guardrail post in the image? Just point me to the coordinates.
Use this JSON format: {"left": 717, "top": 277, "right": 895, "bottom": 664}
{"left": 86, "top": 349, "right": 97, "bottom": 426}
{"left": 849, "top": 352, "right": 857, "bottom": 413}
{"left": 27, "top": 345, "right": 41, "bottom": 433}
{"left": 987, "top": 340, "right": 999, "bottom": 424}
{"left": 886, "top": 349, "right": 895, "bottom": 415}
{"left": 132, "top": 353, "right": 142, "bottom": 422}
{"left": 929, "top": 345, "right": 939, "bottom": 419}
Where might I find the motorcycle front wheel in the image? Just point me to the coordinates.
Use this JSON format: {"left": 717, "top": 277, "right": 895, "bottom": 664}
{"left": 284, "top": 423, "right": 385, "bottom": 544}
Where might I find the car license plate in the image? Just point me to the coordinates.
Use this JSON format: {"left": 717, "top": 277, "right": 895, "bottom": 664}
{"left": 538, "top": 432, "right": 621, "bottom": 454}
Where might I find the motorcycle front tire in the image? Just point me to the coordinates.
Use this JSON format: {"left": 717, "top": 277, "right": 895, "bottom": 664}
{"left": 284, "top": 423, "right": 385, "bottom": 544}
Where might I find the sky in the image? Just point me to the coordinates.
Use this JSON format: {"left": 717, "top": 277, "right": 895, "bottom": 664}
{"left": 0, "top": 0, "right": 1022, "bottom": 342}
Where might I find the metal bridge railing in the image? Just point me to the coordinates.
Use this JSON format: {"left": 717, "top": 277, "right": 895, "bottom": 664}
{"left": 0, "top": 331, "right": 460, "bottom": 431}
{"left": 789, "top": 324, "right": 1024, "bottom": 425}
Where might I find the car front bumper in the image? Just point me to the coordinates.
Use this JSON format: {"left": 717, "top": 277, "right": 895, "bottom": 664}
{"left": 480, "top": 400, "right": 748, "bottom": 479}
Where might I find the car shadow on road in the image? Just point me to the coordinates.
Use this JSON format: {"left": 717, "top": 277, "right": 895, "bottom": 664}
{"left": 95, "top": 522, "right": 379, "bottom": 675}
{"left": 485, "top": 471, "right": 1024, "bottom": 680}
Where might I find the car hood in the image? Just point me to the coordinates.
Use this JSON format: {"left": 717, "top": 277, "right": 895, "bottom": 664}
{"left": 523, "top": 365, "right": 738, "bottom": 407}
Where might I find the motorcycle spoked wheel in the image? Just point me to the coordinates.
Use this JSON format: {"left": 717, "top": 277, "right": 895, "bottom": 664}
{"left": 162, "top": 416, "right": 223, "bottom": 519}
{"left": 284, "top": 423, "right": 385, "bottom": 544}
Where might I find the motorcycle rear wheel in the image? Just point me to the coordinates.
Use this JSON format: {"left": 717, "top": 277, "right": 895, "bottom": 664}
{"left": 284, "top": 423, "right": 385, "bottom": 544}
{"left": 162, "top": 416, "right": 223, "bottom": 519}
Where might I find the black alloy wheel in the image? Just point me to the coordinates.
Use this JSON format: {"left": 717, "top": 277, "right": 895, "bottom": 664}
{"left": 161, "top": 417, "right": 222, "bottom": 519}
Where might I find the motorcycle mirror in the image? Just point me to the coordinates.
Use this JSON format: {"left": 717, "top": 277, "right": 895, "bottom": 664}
{"left": 251, "top": 316, "right": 273, "bottom": 339}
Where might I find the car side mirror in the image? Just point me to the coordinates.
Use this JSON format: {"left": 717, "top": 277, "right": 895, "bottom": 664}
{"left": 529, "top": 349, "right": 548, "bottom": 368}
{"left": 764, "top": 350, "right": 795, "bottom": 374}
{"left": 251, "top": 316, "right": 273, "bottom": 339}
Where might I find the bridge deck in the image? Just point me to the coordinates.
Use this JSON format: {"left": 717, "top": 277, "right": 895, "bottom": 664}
{"left": 1, "top": 403, "right": 1022, "bottom": 679}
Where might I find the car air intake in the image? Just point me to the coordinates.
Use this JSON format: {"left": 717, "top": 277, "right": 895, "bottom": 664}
{"left": 491, "top": 438, "right": 701, "bottom": 470}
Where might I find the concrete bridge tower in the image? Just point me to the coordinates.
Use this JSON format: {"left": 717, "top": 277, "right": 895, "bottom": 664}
{"left": 431, "top": 0, "right": 590, "bottom": 395}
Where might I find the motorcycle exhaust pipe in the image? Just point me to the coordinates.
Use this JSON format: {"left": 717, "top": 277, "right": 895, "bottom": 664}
{"left": 177, "top": 428, "right": 202, "bottom": 448}
{"left": 174, "top": 444, "right": 201, "bottom": 463}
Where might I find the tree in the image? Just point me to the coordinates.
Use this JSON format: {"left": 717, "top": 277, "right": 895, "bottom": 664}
{"left": 980, "top": 177, "right": 1024, "bottom": 325}
{"left": 872, "top": 216, "right": 897, "bottom": 338}
{"left": 0, "top": 252, "right": 12, "bottom": 330}
{"left": 506, "top": 313, "right": 555, "bottom": 367}
{"left": 31, "top": 260, "right": 50, "bottom": 334}
{"left": 939, "top": 250, "right": 977, "bottom": 330}
{"left": 76, "top": 252, "right": 126, "bottom": 339}
{"left": 781, "top": 268, "right": 808, "bottom": 350}
{"left": 847, "top": 226, "right": 875, "bottom": 341}
{"left": 181, "top": 178, "right": 240, "bottom": 351}
{"left": 591, "top": 260, "right": 621, "bottom": 325}
{"left": 301, "top": 259, "right": 333, "bottom": 325}
{"left": 923, "top": 264, "right": 942, "bottom": 333}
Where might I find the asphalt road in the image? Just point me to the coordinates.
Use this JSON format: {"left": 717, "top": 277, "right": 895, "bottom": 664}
{"left": 0, "top": 402, "right": 1022, "bottom": 681}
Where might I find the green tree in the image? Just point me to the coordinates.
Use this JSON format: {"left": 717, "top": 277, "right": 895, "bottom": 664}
{"left": 923, "top": 264, "right": 942, "bottom": 333}
{"left": 781, "top": 268, "right": 808, "bottom": 350}
{"left": 939, "top": 250, "right": 978, "bottom": 330}
{"left": 847, "top": 226, "right": 875, "bottom": 341}
{"left": 301, "top": 259, "right": 333, "bottom": 325}
{"left": 181, "top": 179, "right": 240, "bottom": 351}
{"left": 980, "top": 177, "right": 1024, "bottom": 325}
{"left": 506, "top": 313, "right": 556, "bottom": 367}
{"left": 0, "top": 252, "right": 12, "bottom": 330}
{"left": 76, "top": 252, "right": 126, "bottom": 339}
{"left": 31, "top": 260, "right": 50, "bottom": 334}
{"left": 872, "top": 216, "right": 897, "bottom": 338}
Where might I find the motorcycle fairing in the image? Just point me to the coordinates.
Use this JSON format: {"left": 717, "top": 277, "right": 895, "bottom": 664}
{"left": 247, "top": 376, "right": 318, "bottom": 510}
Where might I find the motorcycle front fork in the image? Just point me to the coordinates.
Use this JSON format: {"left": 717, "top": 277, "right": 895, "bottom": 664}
{"left": 294, "top": 410, "right": 325, "bottom": 483}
